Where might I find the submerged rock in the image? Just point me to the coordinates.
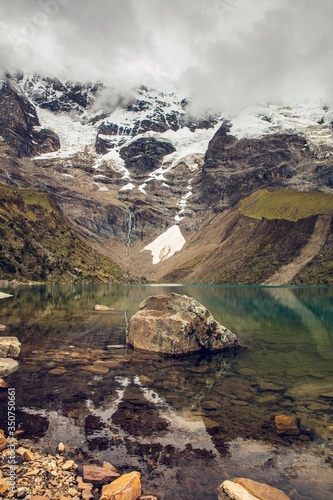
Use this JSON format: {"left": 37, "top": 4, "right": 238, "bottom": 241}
{"left": 0, "top": 336, "right": 21, "bottom": 358}
{"left": 94, "top": 304, "right": 112, "bottom": 311}
{"left": 275, "top": 415, "right": 300, "bottom": 436}
{"left": 0, "top": 357, "right": 19, "bottom": 377}
{"left": 218, "top": 478, "right": 290, "bottom": 500}
{"left": 127, "top": 293, "right": 240, "bottom": 356}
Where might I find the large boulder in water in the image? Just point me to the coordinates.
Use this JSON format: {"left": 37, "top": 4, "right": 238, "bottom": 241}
{"left": 127, "top": 293, "right": 240, "bottom": 356}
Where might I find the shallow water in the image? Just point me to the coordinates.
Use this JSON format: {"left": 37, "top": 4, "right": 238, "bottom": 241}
{"left": 0, "top": 284, "right": 332, "bottom": 499}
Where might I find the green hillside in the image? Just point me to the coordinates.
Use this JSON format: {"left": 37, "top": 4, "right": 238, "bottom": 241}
{"left": 0, "top": 183, "right": 134, "bottom": 283}
{"left": 239, "top": 189, "right": 333, "bottom": 221}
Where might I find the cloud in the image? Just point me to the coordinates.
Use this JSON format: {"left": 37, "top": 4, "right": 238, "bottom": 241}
{"left": 0, "top": 0, "right": 332, "bottom": 114}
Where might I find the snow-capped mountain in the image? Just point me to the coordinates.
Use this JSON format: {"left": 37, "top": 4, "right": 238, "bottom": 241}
{"left": 0, "top": 72, "right": 333, "bottom": 284}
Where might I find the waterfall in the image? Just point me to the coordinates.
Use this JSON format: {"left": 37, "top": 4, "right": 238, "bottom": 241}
{"left": 125, "top": 209, "right": 135, "bottom": 256}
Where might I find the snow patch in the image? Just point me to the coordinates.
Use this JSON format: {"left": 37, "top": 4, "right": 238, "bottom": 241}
{"left": 35, "top": 108, "right": 96, "bottom": 159}
{"left": 161, "top": 126, "right": 219, "bottom": 168}
{"left": 93, "top": 149, "right": 131, "bottom": 179}
{"left": 138, "top": 183, "right": 147, "bottom": 194}
{"left": 175, "top": 189, "right": 192, "bottom": 223}
{"left": 120, "top": 182, "right": 135, "bottom": 191}
{"left": 142, "top": 225, "right": 186, "bottom": 265}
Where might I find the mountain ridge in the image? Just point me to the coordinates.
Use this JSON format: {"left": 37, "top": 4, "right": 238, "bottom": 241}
{"left": 0, "top": 72, "right": 332, "bottom": 284}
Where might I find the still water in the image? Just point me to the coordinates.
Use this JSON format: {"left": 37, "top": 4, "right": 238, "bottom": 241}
{"left": 0, "top": 284, "right": 332, "bottom": 499}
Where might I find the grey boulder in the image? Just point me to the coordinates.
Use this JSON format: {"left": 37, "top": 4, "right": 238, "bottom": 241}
{"left": 127, "top": 293, "right": 240, "bottom": 356}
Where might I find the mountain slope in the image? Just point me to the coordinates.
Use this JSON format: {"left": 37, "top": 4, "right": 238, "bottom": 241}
{"left": 0, "top": 183, "right": 134, "bottom": 283}
{"left": 160, "top": 190, "right": 333, "bottom": 285}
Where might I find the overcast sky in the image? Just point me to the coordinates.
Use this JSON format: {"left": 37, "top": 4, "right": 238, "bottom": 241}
{"left": 0, "top": 0, "right": 332, "bottom": 114}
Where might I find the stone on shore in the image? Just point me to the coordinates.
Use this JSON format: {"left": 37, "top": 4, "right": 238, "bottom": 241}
{"left": 0, "top": 357, "right": 19, "bottom": 377}
{"left": 0, "top": 477, "right": 10, "bottom": 495}
{"left": 127, "top": 293, "right": 239, "bottom": 356}
{"left": 0, "top": 292, "right": 13, "bottom": 299}
{"left": 16, "top": 446, "right": 35, "bottom": 461}
{"left": 0, "top": 433, "right": 9, "bottom": 451}
{"left": 218, "top": 478, "right": 290, "bottom": 499}
{"left": 83, "top": 462, "right": 120, "bottom": 485}
{"left": 0, "top": 336, "right": 21, "bottom": 358}
{"left": 100, "top": 471, "right": 141, "bottom": 500}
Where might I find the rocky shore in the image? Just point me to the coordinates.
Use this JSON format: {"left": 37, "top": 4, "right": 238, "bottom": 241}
{"left": 0, "top": 434, "right": 294, "bottom": 500}
{"left": 0, "top": 435, "right": 153, "bottom": 500}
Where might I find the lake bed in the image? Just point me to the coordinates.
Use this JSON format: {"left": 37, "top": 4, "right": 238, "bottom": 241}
{"left": 0, "top": 284, "right": 332, "bottom": 499}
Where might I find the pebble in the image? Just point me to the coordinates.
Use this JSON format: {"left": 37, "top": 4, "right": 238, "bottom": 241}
{"left": 17, "top": 486, "right": 30, "bottom": 498}
{"left": 58, "top": 442, "right": 65, "bottom": 453}
{"left": 0, "top": 378, "right": 9, "bottom": 388}
{"left": 62, "top": 460, "right": 76, "bottom": 471}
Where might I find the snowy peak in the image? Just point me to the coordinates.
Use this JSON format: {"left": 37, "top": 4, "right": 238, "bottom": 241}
{"left": 229, "top": 102, "right": 333, "bottom": 160}
{"left": 94, "top": 86, "right": 219, "bottom": 154}
{"left": 14, "top": 72, "right": 101, "bottom": 114}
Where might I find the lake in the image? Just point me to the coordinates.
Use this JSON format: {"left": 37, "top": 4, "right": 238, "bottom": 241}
{"left": 0, "top": 284, "right": 332, "bottom": 499}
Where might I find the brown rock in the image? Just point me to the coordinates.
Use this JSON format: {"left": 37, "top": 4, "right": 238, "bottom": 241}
{"left": 48, "top": 368, "right": 68, "bottom": 375}
{"left": 82, "top": 490, "right": 94, "bottom": 500}
{"left": 58, "top": 442, "right": 65, "bottom": 452}
{"left": 30, "top": 497, "right": 50, "bottom": 500}
{"left": 100, "top": 471, "right": 141, "bottom": 500}
{"left": 62, "top": 460, "right": 76, "bottom": 471}
{"left": 127, "top": 293, "right": 239, "bottom": 356}
{"left": 0, "top": 434, "right": 9, "bottom": 451}
{"left": 22, "top": 449, "right": 35, "bottom": 461}
{"left": 236, "top": 478, "right": 290, "bottom": 500}
{"left": 0, "top": 477, "right": 10, "bottom": 494}
{"left": 275, "top": 415, "right": 300, "bottom": 435}
{"left": 0, "top": 378, "right": 9, "bottom": 388}
{"left": 218, "top": 478, "right": 290, "bottom": 500}
{"left": 76, "top": 476, "right": 93, "bottom": 491}
{"left": 83, "top": 462, "right": 120, "bottom": 485}
{"left": 82, "top": 365, "right": 109, "bottom": 374}
{"left": 0, "top": 324, "right": 6, "bottom": 330}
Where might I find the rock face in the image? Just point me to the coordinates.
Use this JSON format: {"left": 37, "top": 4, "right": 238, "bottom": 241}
{"left": 0, "top": 76, "right": 60, "bottom": 157}
{"left": 119, "top": 136, "right": 176, "bottom": 176}
{"left": 191, "top": 120, "right": 315, "bottom": 210}
{"left": 127, "top": 293, "right": 239, "bottom": 355}
{"left": 0, "top": 336, "right": 21, "bottom": 358}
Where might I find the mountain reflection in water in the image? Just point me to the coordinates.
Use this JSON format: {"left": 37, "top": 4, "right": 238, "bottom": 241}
{"left": 0, "top": 284, "right": 332, "bottom": 499}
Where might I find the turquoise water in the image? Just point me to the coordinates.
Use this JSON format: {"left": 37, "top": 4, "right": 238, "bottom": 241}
{"left": 0, "top": 284, "right": 332, "bottom": 499}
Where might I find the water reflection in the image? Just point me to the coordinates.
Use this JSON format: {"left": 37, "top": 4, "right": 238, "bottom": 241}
{"left": 0, "top": 284, "right": 332, "bottom": 499}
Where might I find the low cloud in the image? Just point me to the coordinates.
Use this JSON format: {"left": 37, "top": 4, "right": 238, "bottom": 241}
{"left": 0, "top": 0, "right": 332, "bottom": 115}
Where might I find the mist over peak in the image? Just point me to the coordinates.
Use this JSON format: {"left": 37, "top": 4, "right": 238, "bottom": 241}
{"left": 0, "top": 0, "right": 332, "bottom": 116}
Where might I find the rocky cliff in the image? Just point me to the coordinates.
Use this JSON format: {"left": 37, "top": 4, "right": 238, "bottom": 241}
{"left": 0, "top": 72, "right": 332, "bottom": 284}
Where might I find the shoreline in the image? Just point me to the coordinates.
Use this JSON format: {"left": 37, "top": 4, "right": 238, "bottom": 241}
{"left": 0, "top": 436, "right": 154, "bottom": 500}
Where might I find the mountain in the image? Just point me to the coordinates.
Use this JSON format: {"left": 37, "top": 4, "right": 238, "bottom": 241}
{"left": 0, "top": 72, "right": 332, "bottom": 284}
{"left": 0, "top": 183, "right": 135, "bottom": 283}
